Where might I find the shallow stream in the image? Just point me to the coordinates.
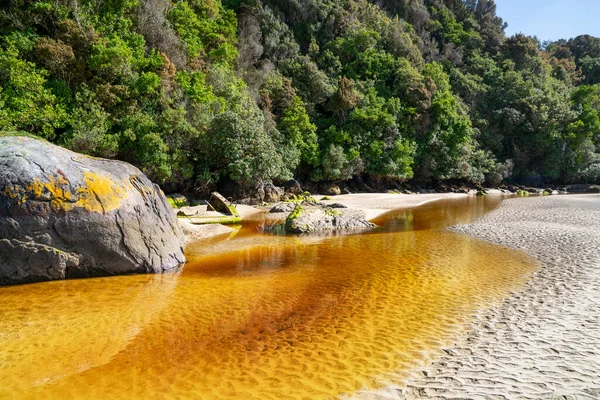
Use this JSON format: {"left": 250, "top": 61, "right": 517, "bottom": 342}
{"left": 0, "top": 196, "right": 537, "bottom": 399}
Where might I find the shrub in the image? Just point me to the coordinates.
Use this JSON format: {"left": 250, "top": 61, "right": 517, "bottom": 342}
{"left": 582, "top": 163, "right": 600, "bottom": 183}
{"left": 65, "top": 88, "right": 118, "bottom": 158}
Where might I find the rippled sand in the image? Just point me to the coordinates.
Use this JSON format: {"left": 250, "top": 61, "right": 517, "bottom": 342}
{"left": 360, "top": 195, "right": 600, "bottom": 399}
{"left": 0, "top": 197, "right": 537, "bottom": 399}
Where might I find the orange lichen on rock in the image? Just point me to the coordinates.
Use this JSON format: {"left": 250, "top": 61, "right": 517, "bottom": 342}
{"left": 77, "top": 172, "right": 125, "bottom": 213}
{"left": 26, "top": 175, "right": 74, "bottom": 211}
{"left": 7, "top": 172, "right": 127, "bottom": 214}
{"left": 2, "top": 185, "right": 23, "bottom": 201}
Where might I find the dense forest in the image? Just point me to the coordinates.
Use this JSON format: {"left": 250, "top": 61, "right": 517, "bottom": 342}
{"left": 2, "top": 0, "right": 600, "bottom": 195}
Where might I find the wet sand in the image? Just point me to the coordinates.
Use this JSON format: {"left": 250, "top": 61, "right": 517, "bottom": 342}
{"left": 357, "top": 194, "right": 600, "bottom": 399}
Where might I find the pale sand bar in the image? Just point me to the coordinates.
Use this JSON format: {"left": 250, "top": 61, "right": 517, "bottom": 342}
{"left": 318, "top": 193, "right": 467, "bottom": 221}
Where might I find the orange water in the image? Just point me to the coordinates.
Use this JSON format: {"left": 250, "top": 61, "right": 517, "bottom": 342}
{"left": 0, "top": 196, "right": 536, "bottom": 399}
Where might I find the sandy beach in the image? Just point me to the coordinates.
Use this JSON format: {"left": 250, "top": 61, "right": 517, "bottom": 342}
{"left": 357, "top": 194, "right": 600, "bottom": 399}
{"left": 318, "top": 193, "right": 468, "bottom": 221}
{"left": 179, "top": 193, "right": 468, "bottom": 241}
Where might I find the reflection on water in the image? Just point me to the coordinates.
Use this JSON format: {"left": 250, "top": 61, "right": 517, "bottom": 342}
{"left": 0, "top": 196, "right": 535, "bottom": 399}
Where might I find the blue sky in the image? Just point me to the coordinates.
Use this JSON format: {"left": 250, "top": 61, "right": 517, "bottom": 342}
{"left": 495, "top": 0, "right": 600, "bottom": 42}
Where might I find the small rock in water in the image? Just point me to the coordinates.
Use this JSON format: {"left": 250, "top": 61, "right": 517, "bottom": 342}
{"left": 284, "top": 204, "right": 375, "bottom": 234}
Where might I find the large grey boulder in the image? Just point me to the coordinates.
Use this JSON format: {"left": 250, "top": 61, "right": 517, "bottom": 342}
{"left": 0, "top": 136, "right": 186, "bottom": 285}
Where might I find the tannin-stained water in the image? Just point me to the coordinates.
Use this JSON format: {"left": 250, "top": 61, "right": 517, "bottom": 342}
{"left": 0, "top": 196, "right": 537, "bottom": 399}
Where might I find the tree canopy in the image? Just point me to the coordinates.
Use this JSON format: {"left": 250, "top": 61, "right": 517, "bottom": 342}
{"left": 1, "top": 0, "right": 600, "bottom": 192}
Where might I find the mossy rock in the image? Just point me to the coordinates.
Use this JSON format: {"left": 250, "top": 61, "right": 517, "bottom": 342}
{"left": 287, "top": 204, "right": 304, "bottom": 221}
{"left": 283, "top": 204, "right": 376, "bottom": 234}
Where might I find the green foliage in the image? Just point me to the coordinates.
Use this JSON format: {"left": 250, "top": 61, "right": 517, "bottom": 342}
{"left": 169, "top": 0, "right": 237, "bottom": 65}
{"left": 202, "top": 100, "right": 289, "bottom": 184}
{"left": 278, "top": 97, "right": 319, "bottom": 167}
{"left": 416, "top": 63, "right": 474, "bottom": 181}
{"left": 582, "top": 163, "right": 600, "bottom": 183}
{"left": 317, "top": 143, "right": 362, "bottom": 182}
{"left": 65, "top": 87, "right": 117, "bottom": 158}
{"left": 345, "top": 92, "right": 415, "bottom": 179}
{"left": 176, "top": 70, "right": 215, "bottom": 103}
{"left": 1, "top": 0, "right": 599, "bottom": 192}
{"left": 0, "top": 40, "right": 67, "bottom": 139}
{"left": 430, "top": 5, "right": 471, "bottom": 48}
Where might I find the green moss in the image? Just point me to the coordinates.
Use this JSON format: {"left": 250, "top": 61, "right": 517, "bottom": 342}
{"left": 287, "top": 205, "right": 304, "bottom": 221}
{"left": 181, "top": 215, "right": 242, "bottom": 225}
{"left": 282, "top": 194, "right": 299, "bottom": 203}
{"left": 321, "top": 196, "right": 333, "bottom": 201}
{"left": 283, "top": 193, "right": 316, "bottom": 204}
{"left": 167, "top": 195, "right": 188, "bottom": 208}
{"left": 476, "top": 189, "right": 486, "bottom": 196}
{"left": 515, "top": 190, "right": 530, "bottom": 197}
{"left": 167, "top": 197, "right": 187, "bottom": 208}
{"left": 227, "top": 204, "right": 241, "bottom": 217}
{"left": 325, "top": 208, "right": 341, "bottom": 216}
{"left": 284, "top": 204, "right": 305, "bottom": 232}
